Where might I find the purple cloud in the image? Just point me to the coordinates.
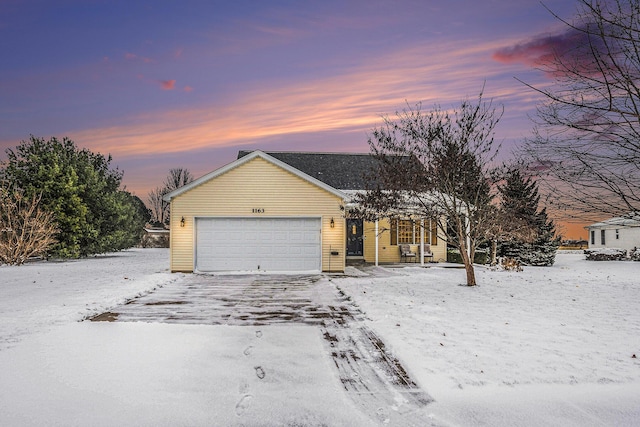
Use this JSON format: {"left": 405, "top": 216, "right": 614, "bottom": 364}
{"left": 493, "top": 25, "right": 611, "bottom": 77}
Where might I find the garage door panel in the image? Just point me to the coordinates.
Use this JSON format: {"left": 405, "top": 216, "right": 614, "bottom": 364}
{"left": 196, "top": 217, "right": 321, "bottom": 272}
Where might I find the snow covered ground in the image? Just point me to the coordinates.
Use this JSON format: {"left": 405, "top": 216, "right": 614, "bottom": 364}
{"left": 1, "top": 249, "right": 639, "bottom": 426}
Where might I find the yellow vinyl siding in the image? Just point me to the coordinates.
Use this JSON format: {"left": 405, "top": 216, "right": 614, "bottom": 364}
{"left": 362, "top": 217, "right": 447, "bottom": 263}
{"left": 169, "top": 157, "right": 344, "bottom": 272}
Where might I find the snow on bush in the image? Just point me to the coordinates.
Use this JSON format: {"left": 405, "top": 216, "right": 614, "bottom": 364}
{"left": 584, "top": 248, "right": 627, "bottom": 261}
{"left": 631, "top": 247, "right": 640, "bottom": 261}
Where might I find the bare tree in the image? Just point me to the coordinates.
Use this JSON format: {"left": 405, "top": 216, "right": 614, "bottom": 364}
{"left": 164, "top": 168, "right": 193, "bottom": 193}
{"left": 147, "top": 168, "right": 194, "bottom": 226}
{"left": 147, "top": 186, "right": 167, "bottom": 225}
{"left": 519, "top": 0, "right": 640, "bottom": 220}
{"left": 357, "top": 93, "right": 503, "bottom": 286}
{"left": 0, "top": 183, "right": 58, "bottom": 265}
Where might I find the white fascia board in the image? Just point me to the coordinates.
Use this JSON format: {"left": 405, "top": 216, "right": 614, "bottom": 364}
{"left": 163, "top": 150, "right": 348, "bottom": 202}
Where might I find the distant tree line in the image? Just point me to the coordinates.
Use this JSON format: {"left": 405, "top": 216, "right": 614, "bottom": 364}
{"left": 0, "top": 136, "right": 149, "bottom": 264}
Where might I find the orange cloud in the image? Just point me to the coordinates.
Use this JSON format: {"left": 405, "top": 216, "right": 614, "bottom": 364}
{"left": 160, "top": 80, "right": 176, "bottom": 90}
{"left": 183, "top": 85, "right": 193, "bottom": 92}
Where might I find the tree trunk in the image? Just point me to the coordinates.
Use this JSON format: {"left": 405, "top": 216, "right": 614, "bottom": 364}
{"left": 464, "top": 261, "right": 477, "bottom": 287}
{"left": 490, "top": 239, "right": 498, "bottom": 266}
{"left": 458, "top": 237, "right": 477, "bottom": 286}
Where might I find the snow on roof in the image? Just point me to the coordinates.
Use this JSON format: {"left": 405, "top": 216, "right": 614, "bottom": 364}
{"left": 587, "top": 214, "right": 640, "bottom": 229}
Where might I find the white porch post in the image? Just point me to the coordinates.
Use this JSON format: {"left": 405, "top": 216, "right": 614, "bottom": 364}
{"left": 420, "top": 219, "right": 425, "bottom": 266}
{"left": 375, "top": 219, "right": 379, "bottom": 267}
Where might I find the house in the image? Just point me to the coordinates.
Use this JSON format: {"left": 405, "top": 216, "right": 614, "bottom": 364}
{"left": 162, "top": 150, "right": 446, "bottom": 273}
{"left": 586, "top": 214, "right": 640, "bottom": 252}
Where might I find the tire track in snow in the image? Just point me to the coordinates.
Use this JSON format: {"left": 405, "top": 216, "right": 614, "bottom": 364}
{"left": 90, "top": 274, "right": 436, "bottom": 425}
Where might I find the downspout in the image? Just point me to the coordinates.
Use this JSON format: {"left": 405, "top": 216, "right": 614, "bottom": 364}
{"left": 375, "top": 219, "right": 379, "bottom": 267}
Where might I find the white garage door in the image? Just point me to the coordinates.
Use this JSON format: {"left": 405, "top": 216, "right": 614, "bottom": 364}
{"left": 196, "top": 217, "right": 321, "bottom": 272}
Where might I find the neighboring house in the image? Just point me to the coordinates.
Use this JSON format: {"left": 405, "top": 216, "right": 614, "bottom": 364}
{"left": 586, "top": 214, "right": 640, "bottom": 252}
{"left": 162, "top": 150, "right": 446, "bottom": 273}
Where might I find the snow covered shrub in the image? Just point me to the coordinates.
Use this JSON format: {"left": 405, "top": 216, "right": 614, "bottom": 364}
{"left": 631, "top": 248, "right": 640, "bottom": 261}
{"left": 584, "top": 248, "right": 627, "bottom": 261}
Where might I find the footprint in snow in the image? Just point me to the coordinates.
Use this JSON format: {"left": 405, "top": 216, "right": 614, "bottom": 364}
{"left": 235, "top": 394, "right": 253, "bottom": 416}
{"left": 255, "top": 330, "right": 263, "bottom": 338}
{"left": 376, "top": 407, "right": 390, "bottom": 424}
{"left": 243, "top": 345, "right": 253, "bottom": 356}
{"left": 254, "top": 366, "right": 266, "bottom": 379}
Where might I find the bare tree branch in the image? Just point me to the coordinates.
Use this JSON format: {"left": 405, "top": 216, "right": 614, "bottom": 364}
{"left": 520, "top": 0, "right": 640, "bottom": 220}
{"left": 0, "top": 182, "right": 59, "bottom": 265}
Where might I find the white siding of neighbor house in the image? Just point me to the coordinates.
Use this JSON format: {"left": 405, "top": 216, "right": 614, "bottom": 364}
{"left": 169, "top": 157, "right": 345, "bottom": 273}
{"left": 588, "top": 226, "right": 640, "bottom": 251}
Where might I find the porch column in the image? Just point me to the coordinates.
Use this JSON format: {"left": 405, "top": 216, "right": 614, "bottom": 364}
{"left": 375, "top": 219, "right": 379, "bottom": 267}
{"left": 420, "top": 219, "right": 425, "bottom": 266}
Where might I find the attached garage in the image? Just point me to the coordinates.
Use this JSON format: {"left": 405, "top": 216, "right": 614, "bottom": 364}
{"left": 195, "top": 217, "right": 321, "bottom": 272}
{"left": 163, "top": 151, "right": 346, "bottom": 273}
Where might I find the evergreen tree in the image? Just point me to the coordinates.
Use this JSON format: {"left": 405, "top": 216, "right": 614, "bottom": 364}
{"left": 2, "top": 136, "right": 146, "bottom": 257}
{"left": 498, "top": 167, "right": 560, "bottom": 266}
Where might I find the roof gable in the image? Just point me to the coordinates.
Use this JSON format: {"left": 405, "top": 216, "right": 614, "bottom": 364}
{"left": 163, "top": 150, "right": 348, "bottom": 201}
{"left": 237, "top": 150, "right": 390, "bottom": 190}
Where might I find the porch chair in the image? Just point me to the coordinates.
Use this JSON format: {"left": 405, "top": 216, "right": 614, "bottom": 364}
{"left": 421, "top": 243, "right": 434, "bottom": 263}
{"left": 399, "top": 244, "right": 417, "bottom": 263}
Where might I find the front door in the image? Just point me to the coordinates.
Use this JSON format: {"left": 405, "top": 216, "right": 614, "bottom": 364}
{"left": 346, "top": 218, "right": 364, "bottom": 256}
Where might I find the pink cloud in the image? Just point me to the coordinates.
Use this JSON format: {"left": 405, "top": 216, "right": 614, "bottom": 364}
{"left": 160, "top": 80, "right": 176, "bottom": 90}
{"left": 493, "top": 25, "right": 610, "bottom": 77}
{"left": 68, "top": 38, "right": 529, "bottom": 165}
{"left": 124, "top": 52, "right": 154, "bottom": 63}
{"left": 493, "top": 29, "right": 586, "bottom": 66}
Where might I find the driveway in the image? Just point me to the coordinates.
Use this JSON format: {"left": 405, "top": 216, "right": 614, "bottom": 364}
{"left": 92, "top": 273, "right": 434, "bottom": 425}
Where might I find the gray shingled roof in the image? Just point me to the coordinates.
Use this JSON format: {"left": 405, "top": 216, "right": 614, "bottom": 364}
{"left": 237, "top": 150, "right": 385, "bottom": 190}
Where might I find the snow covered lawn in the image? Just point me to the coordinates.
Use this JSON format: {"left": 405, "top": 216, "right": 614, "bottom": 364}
{"left": 337, "top": 254, "right": 640, "bottom": 425}
{"left": 1, "top": 249, "right": 639, "bottom": 426}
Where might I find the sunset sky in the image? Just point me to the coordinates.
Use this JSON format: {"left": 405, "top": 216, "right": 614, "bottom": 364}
{"left": 1, "top": 0, "right": 590, "bottom": 238}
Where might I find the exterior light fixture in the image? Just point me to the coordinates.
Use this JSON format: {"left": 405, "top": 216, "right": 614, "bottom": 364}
{"left": 180, "top": 216, "right": 185, "bottom": 227}
{"left": 330, "top": 217, "right": 335, "bottom": 228}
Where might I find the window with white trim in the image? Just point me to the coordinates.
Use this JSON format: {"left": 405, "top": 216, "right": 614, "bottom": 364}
{"left": 390, "top": 219, "right": 438, "bottom": 245}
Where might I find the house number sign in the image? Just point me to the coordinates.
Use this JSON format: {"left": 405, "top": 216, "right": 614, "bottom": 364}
{"left": 252, "top": 208, "right": 265, "bottom": 213}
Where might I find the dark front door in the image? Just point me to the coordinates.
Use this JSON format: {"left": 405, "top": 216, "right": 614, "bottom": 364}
{"left": 346, "top": 218, "right": 364, "bottom": 256}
